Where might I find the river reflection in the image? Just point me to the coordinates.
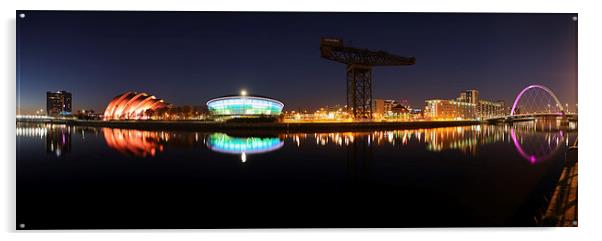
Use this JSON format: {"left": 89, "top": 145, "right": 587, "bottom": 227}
{"left": 16, "top": 123, "right": 72, "bottom": 157}
{"left": 16, "top": 119, "right": 578, "bottom": 228}
{"left": 16, "top": 120, "right": 578, "bottom": 164}
{"left": 102, "top": 128, "right": 166, "bottom": 157}
{"left": 284, "top": 126, "right": 497, "bottom": 155}
{"left": 207, "top": 133, "right": 284, "bottom": 162}
{"left": 510, "top": 120, "right": 570, "bottom": 164}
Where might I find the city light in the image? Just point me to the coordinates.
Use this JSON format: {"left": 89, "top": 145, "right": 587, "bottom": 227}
{"left": 16, "top": 115, "right": 53, "bottom": 120}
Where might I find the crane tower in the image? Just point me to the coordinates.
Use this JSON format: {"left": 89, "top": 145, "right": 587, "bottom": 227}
{"left": 320, "top": 38, "right": 415, "bottom": 119}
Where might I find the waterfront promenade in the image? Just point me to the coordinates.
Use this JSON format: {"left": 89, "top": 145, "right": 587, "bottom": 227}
{"left": 16, "top": 119, "right": 482, "bottom": 133}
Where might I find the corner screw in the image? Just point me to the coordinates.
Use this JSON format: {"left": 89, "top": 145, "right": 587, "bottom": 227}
{"left": 19, "top": 223, "right": 25, "bottom": 229}
{"left": 572, "top": 16, "right": 577, "bottom": 21}
{"left": 19, "top": 13, "right": 26, "bottom": 19}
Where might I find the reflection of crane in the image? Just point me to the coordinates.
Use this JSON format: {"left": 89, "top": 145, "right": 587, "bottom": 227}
{"left": 320, "top": 38, "right": 416, "bottom": 119}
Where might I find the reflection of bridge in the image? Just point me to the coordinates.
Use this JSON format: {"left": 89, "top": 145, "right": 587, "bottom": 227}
{"left": 510, "top": 125, "right": 565, "bottom": 164}
{"left": 487, "top": 84, "right": 577, "bottom": 122}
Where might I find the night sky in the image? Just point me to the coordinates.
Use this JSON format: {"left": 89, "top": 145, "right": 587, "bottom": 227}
{"left": 16, "top": 11, "right": 577, "bottom": 114}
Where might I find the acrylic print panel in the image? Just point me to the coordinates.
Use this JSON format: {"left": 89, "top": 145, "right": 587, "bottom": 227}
{"left": 16, "top": 11, "right": 578, "bottom": 229}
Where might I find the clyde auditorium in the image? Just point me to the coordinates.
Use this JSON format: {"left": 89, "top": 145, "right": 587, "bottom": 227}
{"left": 206, "top": 95, "right": 284, "bottom": 118}
{"left": 103, "top": 91, "right": 169, "bottom": 120}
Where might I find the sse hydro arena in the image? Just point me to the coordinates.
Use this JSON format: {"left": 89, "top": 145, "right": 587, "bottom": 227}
{"left": 206, "top": 95, "right": 284, "bottom": 119}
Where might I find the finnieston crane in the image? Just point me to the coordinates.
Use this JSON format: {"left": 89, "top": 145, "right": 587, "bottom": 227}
{"left": 320, "top": 38, "right": 416, "bottom": 119}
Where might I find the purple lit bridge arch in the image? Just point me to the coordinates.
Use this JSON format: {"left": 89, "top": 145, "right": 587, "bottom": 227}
{"left": 510, "top": 127, "right": 565, "bottom": 164}
{"left": 510, "top": 84, "right": 565, "bottom": 117}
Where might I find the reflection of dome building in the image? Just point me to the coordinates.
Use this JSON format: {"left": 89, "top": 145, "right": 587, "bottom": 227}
{"left": 207, "top": 133, "right": 284, "bottom": 155}
{"left": 103, "top": 91, "right": 170, "bottom": 120}
{"left": 103, "top": 128, "right": 164, "bottom": 157}
{"left": 206, "top": 95, "right": 284, "bottom": 118}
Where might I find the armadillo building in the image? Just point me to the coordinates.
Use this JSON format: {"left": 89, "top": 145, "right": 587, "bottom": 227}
{"left": 103, "top": 91, "right": 170, "bottom": 120}
{"left": 206, "top": 95, "right": 284, "bottom": 118}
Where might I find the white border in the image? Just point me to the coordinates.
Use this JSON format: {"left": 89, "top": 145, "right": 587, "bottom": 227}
{"left": 2, "top": 0, "right": 601, "bottom": 241}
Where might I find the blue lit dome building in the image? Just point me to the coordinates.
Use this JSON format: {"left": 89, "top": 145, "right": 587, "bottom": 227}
{"left": 206, "top": 94, "right": 284, "bottom": 119}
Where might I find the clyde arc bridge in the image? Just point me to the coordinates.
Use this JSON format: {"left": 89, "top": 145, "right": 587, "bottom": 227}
{"left": 489, "top": 84, "right": 577, "bottom": 121}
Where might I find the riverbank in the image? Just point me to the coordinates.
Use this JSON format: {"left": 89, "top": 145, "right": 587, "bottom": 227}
{"left": 16, "top": 119, "right": 483, "bottom": 133}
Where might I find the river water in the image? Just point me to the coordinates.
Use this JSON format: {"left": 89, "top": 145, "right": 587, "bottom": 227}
{"left": 16, "top": 120, "right": 577, "bottom": 229}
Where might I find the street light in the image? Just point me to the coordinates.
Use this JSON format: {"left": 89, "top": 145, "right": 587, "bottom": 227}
{"left": 240, "top": 90, "right": 247, "bottom": 96}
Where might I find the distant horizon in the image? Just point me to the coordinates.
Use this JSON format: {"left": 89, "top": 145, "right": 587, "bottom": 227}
{"left": 17, "top": 11, "right": 578, "bottom": 115}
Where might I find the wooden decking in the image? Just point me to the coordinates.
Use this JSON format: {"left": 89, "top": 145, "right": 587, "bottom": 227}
{"left": 541, "top": 145, "right": 578, "bottom": 227}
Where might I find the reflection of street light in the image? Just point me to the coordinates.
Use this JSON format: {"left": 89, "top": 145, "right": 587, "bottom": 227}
{"left": 241, "top": 152, "right": 247, "bottom": 163}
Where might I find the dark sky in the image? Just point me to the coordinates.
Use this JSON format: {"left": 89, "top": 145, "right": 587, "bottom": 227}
{"left": 16, "top": 11, "right": 577, "bottom": 114}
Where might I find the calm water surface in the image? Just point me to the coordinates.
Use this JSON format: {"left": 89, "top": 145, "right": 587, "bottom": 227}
{"left": 16, "top": 120, "right": 577, "bottom": 228}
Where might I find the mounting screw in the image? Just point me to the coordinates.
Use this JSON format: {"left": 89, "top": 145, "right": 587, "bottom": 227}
{"left": 19, "top": 223, "right": 25, "bottom": 229}
{"left": 572, "top": 16, "right": 577, "bottom": 21}
{"left": 573, "top": 220, "right": 578, "bottom": 226}
{"left": 19, "top": 13, "right": 26, "bottom": 19}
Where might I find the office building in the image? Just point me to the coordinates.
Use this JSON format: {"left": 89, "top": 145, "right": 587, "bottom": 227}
{"left": 478, "top": 100, "right": 506, "bottom": 118}
{"left": 46, "top": 90, "right": 72, "bottom": 116}
{"left": 373, "top": 99, "right": 398, "bottom": 117}
{"left": 457, "top": 89, "right": 479, "bottom": 105}
{"left": 424, "top": 99, "right": 476, "bottom": 119}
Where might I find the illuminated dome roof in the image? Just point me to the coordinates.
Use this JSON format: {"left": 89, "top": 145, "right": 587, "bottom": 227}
{"left": 206, "top": 95, "right": 284, "bottom": 117}
{"left": 103, "top": 91, "right": 169, "bottom": 120}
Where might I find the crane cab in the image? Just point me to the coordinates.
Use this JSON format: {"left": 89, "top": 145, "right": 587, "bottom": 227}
{"left": 320, "top": 37, "right": 343, "bottom": 47}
